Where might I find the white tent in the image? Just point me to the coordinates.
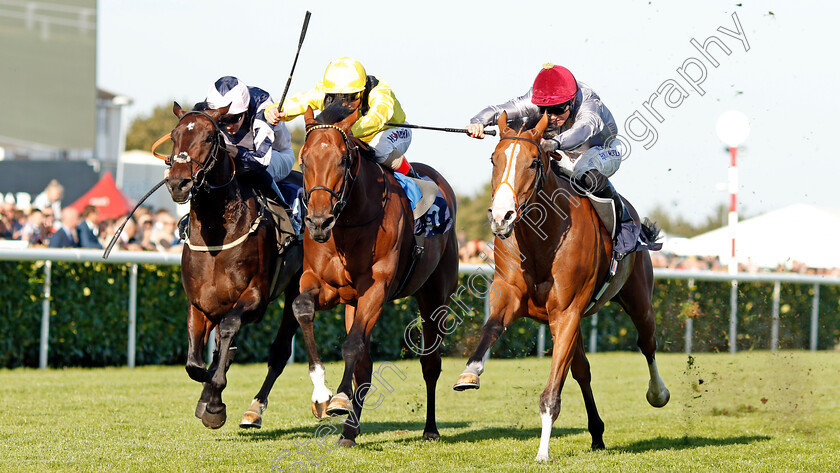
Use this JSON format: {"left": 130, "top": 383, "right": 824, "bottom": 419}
{"left": 669, "top": 204, "right": 840, "bottom": 269}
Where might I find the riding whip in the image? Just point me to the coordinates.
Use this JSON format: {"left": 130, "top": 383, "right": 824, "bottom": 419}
{"left": 384, "top": 122, "right": 496, "bottom": 136}
{"left": 102, "top": 178, "right": 167, "bottom": 260}
{"left": 277, "top": 11, "right": 312, "bottom": 111}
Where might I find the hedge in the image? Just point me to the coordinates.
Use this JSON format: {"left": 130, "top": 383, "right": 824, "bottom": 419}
{"left": 0, "top": 261, "right": 838, "bottom": 368}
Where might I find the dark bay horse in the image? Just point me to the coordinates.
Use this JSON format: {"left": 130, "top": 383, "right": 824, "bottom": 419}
{"left": 165, "top": 103, "right": 302, "bottom": 429}
{"left": 453, "top": 112, "right": 670, "bottom": 461}
{"left": 291, "top": 103, "right": 460, "bottom": 446}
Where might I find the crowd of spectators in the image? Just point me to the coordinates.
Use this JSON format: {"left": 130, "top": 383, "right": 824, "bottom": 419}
{"left": 0, "top": 180, "right": 182, "bottom": 253}
{"left": 455, "top": 232, "right": 840, "bottom": 276}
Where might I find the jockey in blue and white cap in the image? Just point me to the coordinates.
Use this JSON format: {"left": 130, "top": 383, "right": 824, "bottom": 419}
{"left": 201, "top": 76, "right": 296, "bottom": 205}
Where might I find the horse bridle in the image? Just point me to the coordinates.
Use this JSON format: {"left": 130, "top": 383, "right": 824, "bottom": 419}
{"left": 301, "top": 124, "right": 360, "bottom": 220}
{"left": 170, "top": 110, "right": 236, "bottom": 198}
{"left": 498, "top": 135, "right": 547, "bottom": 215}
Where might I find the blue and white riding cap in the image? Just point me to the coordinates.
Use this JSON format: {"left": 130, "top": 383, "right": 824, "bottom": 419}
{"left": 205, "top": 76, "right": 250, "bottom": 115}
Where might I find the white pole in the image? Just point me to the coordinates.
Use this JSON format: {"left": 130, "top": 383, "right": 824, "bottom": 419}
{"left": 770, "top": 280, "right": 780, "bottom": 352}
{"left": 536, "top": 325, "right": 546, "bottom": 358}
{"left": 588, "top": 313, "right": 598, "bottom": 354}
{"left": 127, "top": 264, "right": 138, "bottom": 368}
{"left": 685, "top": 279, "right": 695, "bottom": 354}
{"left": 482, "top": 290, "right": 491, "bottom": 365}
{"left": 39, "top": 260, "right": 52, "bottom": 370}
{"left": 810, "top": 284, "right": 820, "bottom": 352}
{"left": 207, "top": 328, "right": 217, "bottom": 366}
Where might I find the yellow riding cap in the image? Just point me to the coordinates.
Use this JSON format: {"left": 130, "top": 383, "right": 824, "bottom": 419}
{"left": 322, "top": 57, "right": 367, "bottom": 94}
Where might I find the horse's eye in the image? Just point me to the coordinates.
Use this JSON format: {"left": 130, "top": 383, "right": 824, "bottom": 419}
{"left": 205, "top": 136, "right": 214, "bottom": 143}
{"left": 489, "top": 156, "right": 494, "bottom": 164}
{"left": 529, "top": 159, "right": 539, "bottom": 169}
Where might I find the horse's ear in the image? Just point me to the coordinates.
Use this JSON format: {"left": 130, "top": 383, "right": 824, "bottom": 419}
{"left": 206, "top": 105, "right": 229, "bottom": 122}
{"left": 498, "top": 111, "right": 513, "bottom": 136}
{"left": 337, "top": 105, "right": 359, "bottom": 132}
{"left": 533, "top": 112, "right": 549, "bottom": 137}
{"left": 304, "top": 106, "right": 316, "bottom": 125}
{"left": 173, "top": 101, "right": 186, "bottom": 119}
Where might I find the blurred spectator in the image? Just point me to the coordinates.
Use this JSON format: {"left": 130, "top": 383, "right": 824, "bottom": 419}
{"left": 33, "top": 179, "right": 64, "bottom": 219}
{"left": 19, "top": 209, "right": 48, "bottom": 246}
{"left": 0, "top": 197, "right": 15, "bottom": 238}
{"left": 78, "top": 205, "right": 102, "bottom": 249}
{"left": 48, "top": 207, "right": 81, "bottom": 248}
{"left": 151, "top": 210, "right": 178, "bottom": 251}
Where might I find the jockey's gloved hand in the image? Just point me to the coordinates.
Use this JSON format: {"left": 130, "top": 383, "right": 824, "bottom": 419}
{"left": 540, "top": 138, "right": 559, "bottom": 154}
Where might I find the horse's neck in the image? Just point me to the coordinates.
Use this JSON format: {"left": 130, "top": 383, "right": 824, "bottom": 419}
{"left": 335, "top": 158, "right": 387, "bottom": 230}
{"left": 191, "top": 183, "right": 250, "bottom": 229}
{"left": 513, "top": 173, "right": 583, "bottom": 261}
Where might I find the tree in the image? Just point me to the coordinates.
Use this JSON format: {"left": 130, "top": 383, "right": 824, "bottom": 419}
{"left": 455, "top": 181, "right": 493, "bottom": 242}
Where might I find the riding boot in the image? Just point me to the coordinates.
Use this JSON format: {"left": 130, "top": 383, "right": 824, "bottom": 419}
{"left": 594, "top": 181, "right": 638, "bottom": 261}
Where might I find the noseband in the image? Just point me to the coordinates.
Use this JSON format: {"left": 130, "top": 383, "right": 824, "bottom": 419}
{"left": 498, "top": 135, "right": 547, "bottom": 214}
{"left": 302, "top": 124, "right": 359, "bottom": 219}
{"left": 170, "top": 110, "right": 236, "bottom": 200}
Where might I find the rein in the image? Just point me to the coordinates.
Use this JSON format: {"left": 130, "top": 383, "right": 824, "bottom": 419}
{"left": 497, "top": 135, "right": 546, "bottom": 214}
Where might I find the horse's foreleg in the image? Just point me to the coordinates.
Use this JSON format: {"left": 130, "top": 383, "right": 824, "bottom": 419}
{"left": 202, "top": 294, "right": 255, "bottom": 429}
{"left": 327, "top": 286, "right": 384, "bottom": 420}
{"left": 535, "top": 312, "right": 580, "bottom": 462}
{"left": 186, "top": 305, "right": 211, "bottom": 383}
{"left": 240, "top": 281, "right": 302, "bottom": 429}
{"left": 338, "top": 341, "right": 372, "bottom": 447}
{"left": 570, "top": 327, "right": 605, "bottom": 450}
{"left": 292, "top": 289, "right": 332, "bottom": 419}
{"left": 454, "top": 285, "right": 521, "bottom": 391}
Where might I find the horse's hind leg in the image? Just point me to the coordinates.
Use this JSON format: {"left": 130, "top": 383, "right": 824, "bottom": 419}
{"left": 240, "top": 280, "right": 302, "bottom": 429}
{"left": 615, "top": 255, "right": 670, "bottom": 408}
{"left": 570, "top": 327, "right": 605, "bottom": 450}
{"left": 413, "top": 293, "right": 452, "bottom": 440}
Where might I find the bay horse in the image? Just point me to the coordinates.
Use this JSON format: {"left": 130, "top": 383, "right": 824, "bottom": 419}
{"left": 453, "top": 112, "right": 670, "bottom": 461}
{"left": 291, "top": 103, "right": 460, "bottom": 446}
{"left": 165, "top": 102, "right": 303, "bottom": 429}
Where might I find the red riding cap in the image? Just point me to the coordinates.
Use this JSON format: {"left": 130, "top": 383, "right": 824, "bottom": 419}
{"left": 531, "top": 63, "right": 578, "bottom": 106}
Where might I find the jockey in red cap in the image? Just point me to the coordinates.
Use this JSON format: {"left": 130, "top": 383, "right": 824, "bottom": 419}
{"left": 467, "top": 63, "right": 644, "bottom": 261}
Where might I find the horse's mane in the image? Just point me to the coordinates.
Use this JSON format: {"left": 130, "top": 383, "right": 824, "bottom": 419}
{"left": 314, "top": 102, "right": 376, "bottom": 161}
{"left": 316, "top": 101, "right": 357, "bottom": 125}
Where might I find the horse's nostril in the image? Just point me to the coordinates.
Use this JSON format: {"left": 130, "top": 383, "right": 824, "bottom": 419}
{"left": 504, "top": 210, "right": 515, "bottom": 222}
{"left": 323, "top": 216, "right": 334, "bottom": 229}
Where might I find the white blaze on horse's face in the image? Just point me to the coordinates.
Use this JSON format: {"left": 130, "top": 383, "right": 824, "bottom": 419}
{"left": 490, "top": 141, "right": 523, "bottom": 228}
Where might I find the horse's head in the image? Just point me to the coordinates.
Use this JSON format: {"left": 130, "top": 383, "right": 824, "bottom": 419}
{"left": 300, "top": 102, "right": 360, "bottom": 243}
{"left": 488, "top": 111, "right": 549, "bottom": 238}
{"left": 165, "top": 102, "right": 231, "bottom": 203}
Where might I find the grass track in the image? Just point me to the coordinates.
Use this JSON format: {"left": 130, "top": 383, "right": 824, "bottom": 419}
{"left": 2, "top": 352, "right": 839, "bottom": 472}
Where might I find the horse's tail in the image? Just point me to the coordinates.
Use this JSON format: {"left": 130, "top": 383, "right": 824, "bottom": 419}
{"left": 641, "top": 217, "right": 662, "bottom": 244}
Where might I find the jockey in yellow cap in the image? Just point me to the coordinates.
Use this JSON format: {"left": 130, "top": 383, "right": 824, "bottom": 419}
{"left": 265, "top": 57, "right": 418, "bottom": 178}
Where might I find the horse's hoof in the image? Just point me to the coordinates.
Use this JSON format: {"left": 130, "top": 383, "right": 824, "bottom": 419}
{"left": 423, "top": 431, "right": 440, "bottom": 441}
{"left": 534, "top": 452, "right": 550, "bottom": 462}
{"left": 201, "top": 403, "right": 227, "bottom": 429}
{"left": 325, "top": 393, "right": 353, "bottom": 416}
{"left": 239, "top": 399, "right": 266, "bottom": 428}
{"left": 195, "top": 401, "right": 207, "bottom": 419}
{"left": 311, "top": 399, "right": 331, "bottom": 420}
{"left": 239, "top": 411, "right": 262, "bottom": 429}
{"left": 338, "top": 437, "right": 356, "bottom": 448}
{"left": 646, "top": 385, "right": 671, "bottom": 408}
{"left": 453, "top": 373, "right": 480, "bottom": 391}
{"left": 591, "top": 440, "right": 606, "bottom": 450}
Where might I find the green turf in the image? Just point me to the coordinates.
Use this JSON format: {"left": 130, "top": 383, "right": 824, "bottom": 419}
{"left": 1, "top": 352, "right": 838, "bottom": 472}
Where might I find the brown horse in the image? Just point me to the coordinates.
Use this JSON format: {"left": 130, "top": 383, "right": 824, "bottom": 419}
{"left": 291, "top": 103, "right": 460, "bottom": 446}
{"left": 453, "top": 112, "right": 670, "bottom": 461}
{"left": 165, "top": 103, "right": 303, "bottom": 429}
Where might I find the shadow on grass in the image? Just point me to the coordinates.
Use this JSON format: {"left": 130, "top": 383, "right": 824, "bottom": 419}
{"left": 610, "top": 435, "right": 771, "bottom": 453}
{"left": 230, "top": 420, "right": 586, "bottom": 446}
